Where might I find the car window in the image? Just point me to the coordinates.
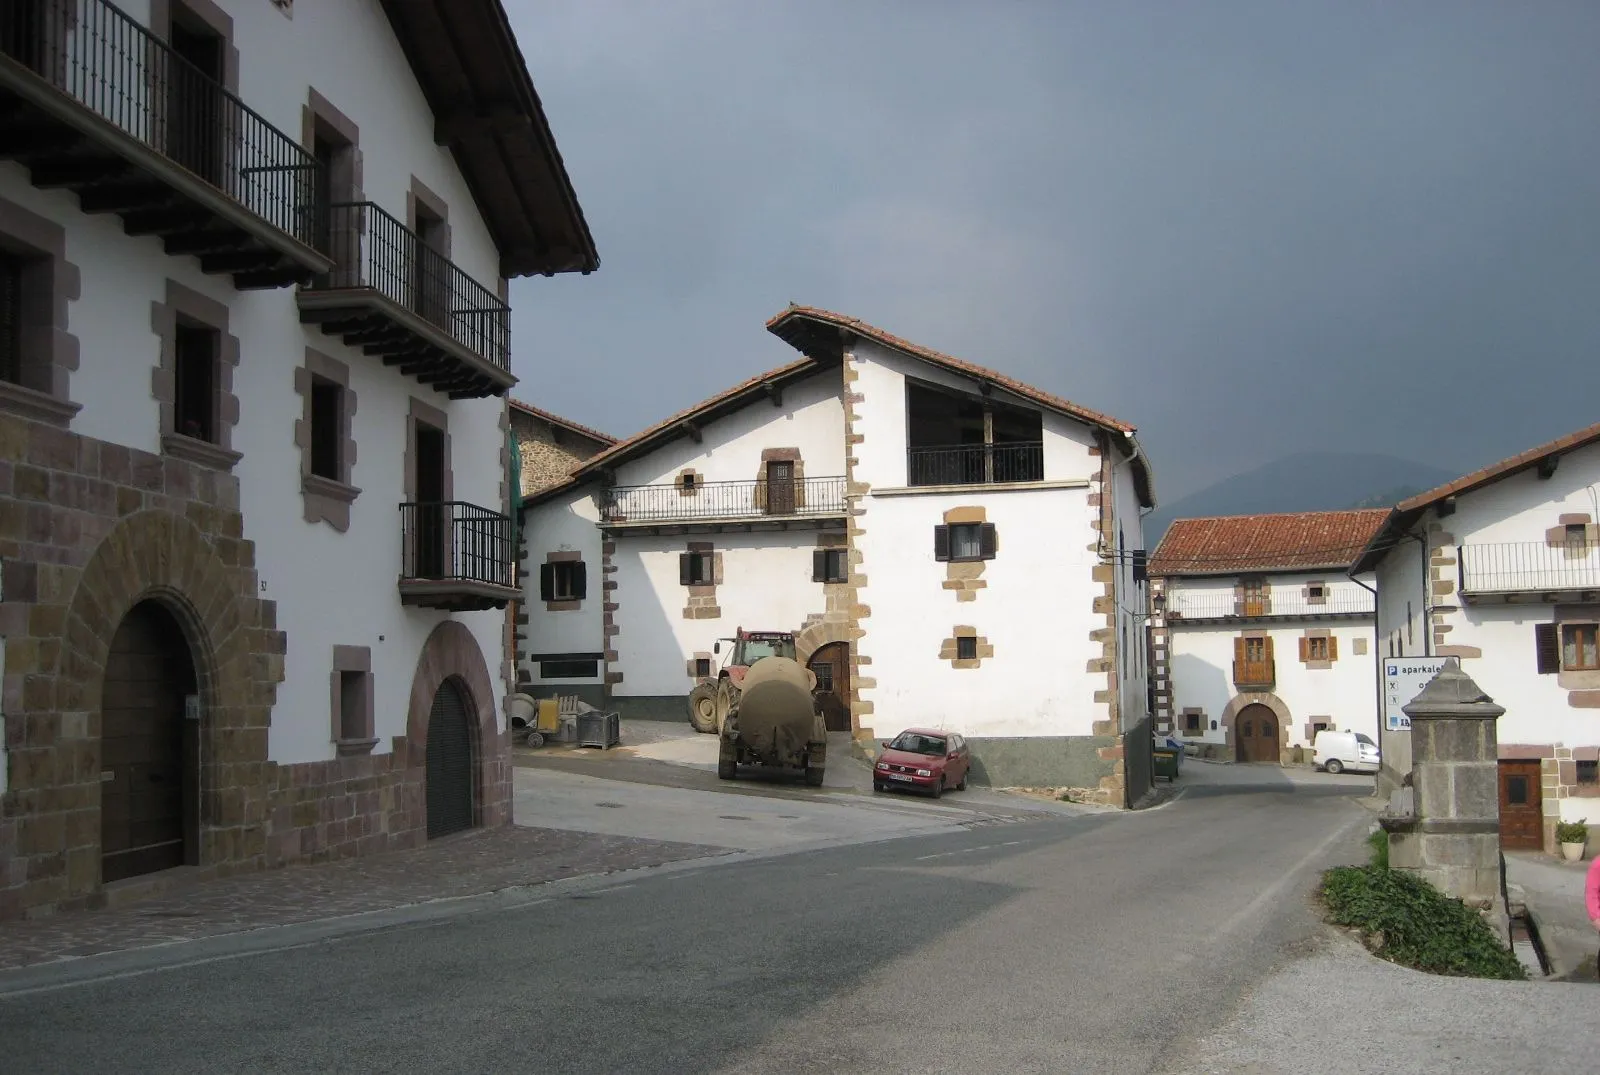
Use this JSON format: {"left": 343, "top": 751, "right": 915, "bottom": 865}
{"left": 1355, "top": 733, "right": 1376, "bottom": 747}
{"left": 889, "top": 733, "right": 947, "bottom": 756}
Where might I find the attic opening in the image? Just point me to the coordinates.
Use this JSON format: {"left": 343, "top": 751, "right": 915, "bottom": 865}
{"left": 904, "top": 378, "right": 1043, "bottom": 486}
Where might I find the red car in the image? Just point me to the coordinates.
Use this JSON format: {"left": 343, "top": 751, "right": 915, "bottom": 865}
{"left": 872, "top": 729, "right": 970, "bottom": 798}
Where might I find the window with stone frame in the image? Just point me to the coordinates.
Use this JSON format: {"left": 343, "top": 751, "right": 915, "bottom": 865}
{"left": 680, "top": 551, "right": 713, "bottom": 586}
{"left": 934, "top": 522, "right": 997, "bottom": 563}
{"left": 1302, "top": 635, "right": 1336, "bottom": 663}
{"left": 956, "top": 635, "right": 978, "bottom": 661}
{"left": 330, "top": 645, "right": 375, "bottom": 755}
{"left": 694, "top": 657, "right": 712, "bottom": 678}
{"left": 1306, "top": 581, "right": 1327, "bottom": 604}
{"left": 813, "top": 547, "right": 847, "bottom": 584}
{"left": 1562, "top": 623, "right": 1599, "bottom": 671}
{"left": 308, "top": 376, "right": 343, "bottom": 480}
{"left": 540, "top": 560, "right": 587, "bottom": 602}
{"left": 173, "top": 319, "right": 219, "bottom": 443}
{"left": 1578, "top": 759, "right": 1598, "bottom": 786}
{"left": 0, "top": 251, "right": 21, "bottom": 387}
{"left": 1183, "top": 711, "right": 1203, "bottom": 734}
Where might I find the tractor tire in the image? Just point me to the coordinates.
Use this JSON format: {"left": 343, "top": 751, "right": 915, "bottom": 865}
{"left": 687, "top": 682, "right": 719, "bottom": 734}
{"left": 717, "top": 739, "right": 738, "bottom": 780}
{"left": 805, "top": 764, "right": 825, "bottom": 787}
{"left": 715, "top": 678, "right": 740, "bottom": 735}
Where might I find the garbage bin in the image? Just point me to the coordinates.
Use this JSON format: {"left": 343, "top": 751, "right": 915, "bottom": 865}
{"left": 1153, "top": 747, "right": 1179, "bottom": 782}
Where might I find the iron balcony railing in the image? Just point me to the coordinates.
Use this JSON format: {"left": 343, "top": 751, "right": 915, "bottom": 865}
{"left": 600, "top": 476, "right": 848, "bottom": 523}
{"left": 311, "top": 201, "right": 510, "bottom": 371}
{"left": 1458, "top": 540, "right": 1600, "bottom": 595}
{"left": 1164, "top": 589, "right": 1375, "bottom": 620}
{"left": 906, "top": 442, "right": 1044, "bottom": 487}
{"left": 400, "top": 501, "right": 513, "bottom": 589}
{"left": 0, "top": 0, "right": 320, "bottom": 244}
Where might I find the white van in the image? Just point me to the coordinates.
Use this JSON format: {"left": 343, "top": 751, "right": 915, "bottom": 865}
{"left": 1313, "top": 730, "right": 1380, "bottom": 774}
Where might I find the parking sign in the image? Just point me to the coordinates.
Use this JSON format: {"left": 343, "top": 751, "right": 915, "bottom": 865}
{"left": 1383, "top": 657, "right": 1450, "bottom": 731}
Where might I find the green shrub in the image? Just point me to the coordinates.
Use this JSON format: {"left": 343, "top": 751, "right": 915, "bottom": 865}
{"left": 1321, "top": 864, "right": 1525, "bottom": 980}
{"left": 1555, "top": 818, "right": 1588, "bottom": 844}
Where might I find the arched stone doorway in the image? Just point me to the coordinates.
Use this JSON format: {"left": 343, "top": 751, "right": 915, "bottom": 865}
{"left": 100, "top": 600, "right": 201, "bottom": 883}
{"left": 426, "top": 676, "right": 477, "bottom": 839}
{"left": 807, "top": 642, "right": 851, "bottom": 732}
{"left": 1235, "top": 703, "right": 1282, "bottom": 764}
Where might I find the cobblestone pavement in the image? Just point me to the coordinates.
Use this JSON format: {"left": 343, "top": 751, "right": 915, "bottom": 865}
{"left": 0, "top": 825, "right": 727, "bottom": 972}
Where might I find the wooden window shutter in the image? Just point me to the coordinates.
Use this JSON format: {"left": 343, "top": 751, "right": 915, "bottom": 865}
{"left": 812, "top": 549, "right": 828, "bottom": 582}
{"left": 1535, "top": 622, "right": 1560, "bottom": 674}
{"left": 572, "top": 561, "right": 587, "bottom": 600}
{"left": 1264, "top": 636, "right": 1275, "bottom": 661}
{"left": 1298, "top": 637, "right": 1309, "bottom": 661}
{"left": 933, "top": 525, "right": 951, "bottom": 562}
{"left": 1327, "top": 636, "right": 1338, "bottom": 660}
{"left": 679, "top": 552, "right": 693, "bottom": 586}
{"left": 979, "top": 523, "right": 998, "bottom": 560}
{"left": 1233, "top": 636, "right": 1245, "bottom": 679}
{"left": 539, "top": 563, "right": 555, "bottom": 602}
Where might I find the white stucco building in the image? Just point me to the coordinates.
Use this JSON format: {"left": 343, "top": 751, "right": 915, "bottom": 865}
{"left": 1351, "top": 421, "right": 1600, "bottom": 853}
{"left": 520, "top": 307, "right": 1158, "bottom": 803}
{"left": 0, "top": 0, "right": 596, "bottom": 919}
{"left": 1147, "top": 511, "right": 1387, "bottom": 764}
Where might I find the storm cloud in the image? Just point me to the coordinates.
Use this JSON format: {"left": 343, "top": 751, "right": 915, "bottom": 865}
{"left": 506, "top": 0, "right": 1600, "bottom": 501}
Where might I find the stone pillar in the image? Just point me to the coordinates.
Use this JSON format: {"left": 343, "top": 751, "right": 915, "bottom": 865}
{"left": 1384, "top": 658, "right": 1508, "bottom": 942}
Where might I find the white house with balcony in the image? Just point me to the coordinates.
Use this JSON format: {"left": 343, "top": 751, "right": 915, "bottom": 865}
{"left": 0, "top": 0, "right": 596, "bottom": 920}
{"left": 1147, "top": 511, "right": 1386, "bottom": 764}
{"left": 519, "top": 306, "right": 1158, "bottom": 804}
{"left": 1350, "top": 421, "right": 1600, "bottom": 854}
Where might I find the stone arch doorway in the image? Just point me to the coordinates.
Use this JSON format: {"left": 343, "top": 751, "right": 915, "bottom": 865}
{"left": 1235, "top": 703, "right": 1282, "bottom": 764}
{"left": 99, "top": 599, "right": 201, "bottom": 883}
{"left": 426, "top": 676, "right": 477, "bottom": 839}
{"left": 807, "top": 641, "right": 851, "bottom": 732}
{"left": 405, "top": 620, "right": 505, "bottom": 844}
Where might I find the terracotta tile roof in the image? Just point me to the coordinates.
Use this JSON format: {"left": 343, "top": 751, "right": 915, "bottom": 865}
{"left": 1350, "top": 419, "right": 1600, "bottom": 572}
{"left": 1395, "top": 419, "right": 1600, "bottom": 513}
{"left": 765, "top": 305, "right": 1136, "bottom": 434}
{"left": 1150, "top": 509, "right": 1391, "bottom": 576}
{"left": 508, "top": 398, "right": 617, "bottom": 445}
{"left": 569, "top": 355, "right": 824, "bottom": 477}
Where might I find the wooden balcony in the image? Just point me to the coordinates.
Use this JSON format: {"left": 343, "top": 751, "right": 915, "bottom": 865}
{"left": 298, "top": 202, "right": 513, "bottom": 400}
{"left": 398, "top": 501, "right": 517, "bottom": 611}
{"left": 1233, "top": 660, "right": 1275, "bottom": 690}
{"left": 0, "top": 0, "right": 330, "bottom": 289}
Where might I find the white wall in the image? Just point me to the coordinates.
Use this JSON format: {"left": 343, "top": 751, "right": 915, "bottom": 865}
{"left": 1, "top": 0, "right": 517, "bottom": 765}
{"left": 609, "top": 534, "right": 828, "bottom": 698}
{"left": 610, "top": 369, "right": 844, "bottom": 489}
{"left": 518, "top": 486, "right": 605, "bottom": 687}
{"left": 1111, "top": 444, "right": 1148, "bottom": 732}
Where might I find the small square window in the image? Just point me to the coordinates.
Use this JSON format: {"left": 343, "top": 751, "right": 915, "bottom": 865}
{"left": 551, "top": 562, "right": 581, "bottom": 601}
{"left": 1306, "top": 583, "right": 1326, "bottom": 603}
{"left": 813, "top": 548, "right": 847, "bottom": 584}
{"left": 682, "top": 473, "right": 697, "bottom": 491}
{"left": 1307, "top": 636, "right": 1330, "bottom": 661}
{"left": 1565, "top": 523, "right": 1587, "bottom": 550}
{"left": 935, "top": 522, "right": 996, "bottom": 563}
{"left": 174, "top": 319, "right": 218, "bottom": 443}
{"left": 956, "top": 636, "right": 978, "bottom": 661}
{"left": 694, "top": 657, "right": 712, "bottom": 678}
{"left": 1578, "top": 759, "right": 1597, "bottom": 785}
{"left": 309, "top": 377, "right": 343, "bottom": 480}
{"left": 680, "top": 551, "right": 713, "bottom": 586}
{"left": 1183, "top": 712, "right": 1201, "bottom": 733}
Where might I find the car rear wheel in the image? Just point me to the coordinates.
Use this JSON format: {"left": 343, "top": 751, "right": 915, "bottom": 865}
{"left": 1325, "top": 758, "right": 1344, "bottom": 775}
{"left": 956, "top": 769, "right": 967, "bottom": 791}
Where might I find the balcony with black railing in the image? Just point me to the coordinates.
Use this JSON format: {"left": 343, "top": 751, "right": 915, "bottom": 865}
{"left": 1458, "top": 540, "right": 1600, "bottom": 601}
{"left": 398, "top": 501, "right": 517, "bottom": 611}
{"left": 298, "top": 202, "right": 513, "bottom": 399}
{"left": 906, "top": 442, "right": 1044, "bottom": 487}
{"left": 600, "top": 476, "right": 848, "bottom": 527}
{"left": 0, "top": 0, "right": 330, "bottom": 288}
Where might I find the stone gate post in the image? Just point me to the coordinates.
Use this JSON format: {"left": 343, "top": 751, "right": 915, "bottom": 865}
{"left": 1383, "top": 658, "right": 1509, "bottom": 942}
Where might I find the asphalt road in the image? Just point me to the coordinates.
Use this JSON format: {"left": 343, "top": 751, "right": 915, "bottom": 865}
{"left": 2, "top": 771, "right": 1373, "bottom": 1074}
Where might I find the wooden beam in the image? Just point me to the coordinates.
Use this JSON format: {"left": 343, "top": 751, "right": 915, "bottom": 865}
{"left": 200, "top": 249, "right": 281, "bottom": 274}
{"left": 31, "top": 157, "right": 127, "bottom": 189}
{"left": 1537, "top": 454, "right": 1560, "bottom": 479}
{"left": 764, "top": 382, "right": 783, "bottom": 407}
{"left": 681, "top": 420, "right": 702, "bottom": 444}
{"left": 1437, "top": 496, "right": 1456, "bottom": 518}
{"left": 164, "top": 230, "right": 249, "bottom": 256}
{"left": 434, "top": 105, "right": 531, "bottom": 145}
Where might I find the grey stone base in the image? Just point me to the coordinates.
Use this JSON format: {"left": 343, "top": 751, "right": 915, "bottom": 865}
{"left": 963, "top": 736, "right": 1117, "bottom": 790}
{"left": 610, "top": 694, "right": 691, "bottom": 723}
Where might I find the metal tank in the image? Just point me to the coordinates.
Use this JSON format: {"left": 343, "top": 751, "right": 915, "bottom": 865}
{"left": 717, "top": 655, "right": 827, "bottom": 786}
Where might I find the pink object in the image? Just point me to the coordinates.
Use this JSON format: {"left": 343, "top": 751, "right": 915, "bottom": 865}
{"left": 1587, "top": 855, "right": 1600, "bottom": 928}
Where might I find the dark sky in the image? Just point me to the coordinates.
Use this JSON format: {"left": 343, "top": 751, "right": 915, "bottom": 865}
{"left": 504, "top": 0, "right": 1600, "bottom": 502}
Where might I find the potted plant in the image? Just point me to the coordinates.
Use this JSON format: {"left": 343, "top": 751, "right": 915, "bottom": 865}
{"left": 1555, "top": 818, "right": 1588, "bottom": 862}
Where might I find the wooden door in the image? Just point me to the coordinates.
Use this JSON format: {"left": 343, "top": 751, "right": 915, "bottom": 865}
{"left": 1234, "top": 703, "right": 1281, "bottom": 764}
{"left": 166, "top": 18, "right": 226, "bottom": 187}
{"left": 100, "top": 602, "right": 197, "bottom": 883}
{"left": 807, "top": 642, "right": 851, "bottom": 732}
{"left": 426, "top": 678, "right": 475, "bottom": 839}
{"left": 765, "top": 461, "right": 796, "bottom": 515}
{"left": 1498, "top": 760, "right": 1543, "bottom": 851}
